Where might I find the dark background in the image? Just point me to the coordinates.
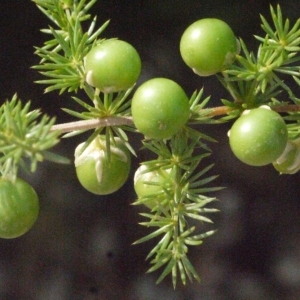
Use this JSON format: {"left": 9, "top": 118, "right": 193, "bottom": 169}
{"left": 0, "top": 1, "right": 300, "bottom": 299}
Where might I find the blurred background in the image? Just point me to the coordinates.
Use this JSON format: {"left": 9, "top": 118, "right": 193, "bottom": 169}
{"left": 1, "top": 1, "right": 300, "bottom": 299}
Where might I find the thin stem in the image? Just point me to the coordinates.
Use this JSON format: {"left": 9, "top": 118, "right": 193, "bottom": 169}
{"left": 272, "top": 104, "right": 300, "bottom": 113}
{"left": 206, "top": 106, "right": 234, "bottom": 116}
{"left": 50, "top": 116, "right": 133, "bottom": 133}
{"left": 50, "top": 104, "right": 300, "bottom": 134}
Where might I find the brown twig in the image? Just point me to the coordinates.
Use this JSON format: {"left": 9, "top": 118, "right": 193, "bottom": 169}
{"left": 206, "top": 106, "right": 234, "bottom": 116}
{"left": 272, "top": 104, "right": 300, "bottom": 113}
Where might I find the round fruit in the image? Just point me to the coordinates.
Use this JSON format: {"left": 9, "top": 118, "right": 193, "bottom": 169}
{"left": 85, "top": 39, "right": 141, "bottom": 93}
{"left": 75, "top": 135, "right": 131, "bottom": 195}
{"left": 273, "top": 140, "right": 300, "bottom": 174}
{"left": 134, "top": 165, "right": 172, "bottom": 209}
{"left": 0, "top": 177, "right": 39, "bottom": 239}
{"left": 131, "top": 78, "right": 190, "bottom": 139}
{"left": 228, "top": 107, "right": 288, "bottom": 166}
{"left": 180, "top": 18, "right": 238, "bottom": 76}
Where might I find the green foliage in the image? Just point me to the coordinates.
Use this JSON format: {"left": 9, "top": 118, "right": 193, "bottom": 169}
{"left": 1, "top": 0, "right": 300, "bottom": 289}
{"left": 0, "top": 94, "right": 67, "bottom": 181}
{"left": 133, "top": 129, "right": 220, "bottom": 287}
{"left": 222, "top": 5, "right": 300, "bottom": 108}
{"left": 32, "top": 0, "right": 109, "bottom": 94}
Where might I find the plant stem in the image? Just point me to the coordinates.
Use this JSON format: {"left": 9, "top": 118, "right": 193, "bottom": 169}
{"left": 50, "top": 105, "right": 300, "bottom": 133}
{"left": 272, "top": 104, "right": 300, "bottom": 113}
{"left": 50, "top": 116, "right": 133, "bottom": 133}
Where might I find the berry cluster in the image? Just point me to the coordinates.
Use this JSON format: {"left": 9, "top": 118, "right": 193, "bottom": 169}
{"left": 1, "top": 0, "right": 300, "bottom": 288}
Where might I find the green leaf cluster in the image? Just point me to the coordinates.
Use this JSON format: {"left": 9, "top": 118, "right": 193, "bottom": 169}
{"left": 133, "top": 127, "right": 221, "bottom": 288}
{"left": 32, "top": 0, "right": 109, "bottom": 93}
{"left": 216, "top": 5, "right": 300, "bottom": 142}
{"left": 221, "top": 5, "right": 300, "bottom": 109}
{"left": 0, "top": 95, "right": 67, "bottom": 181}
{"left": 32, "top": 0, "right": 136, "bottom": 157}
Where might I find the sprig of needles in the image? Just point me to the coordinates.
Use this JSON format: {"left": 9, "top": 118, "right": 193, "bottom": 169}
{"left": 133, "top": 128, "right": 221, "bottom": 288}
{"left": 32, "top": 0, "right": 109, "bottom": 94}
{"left": 222, "top": 4, "right": 300, "bottom": 108}
{"left": 0, "top": 95, "right": 68, "bottom": 181}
